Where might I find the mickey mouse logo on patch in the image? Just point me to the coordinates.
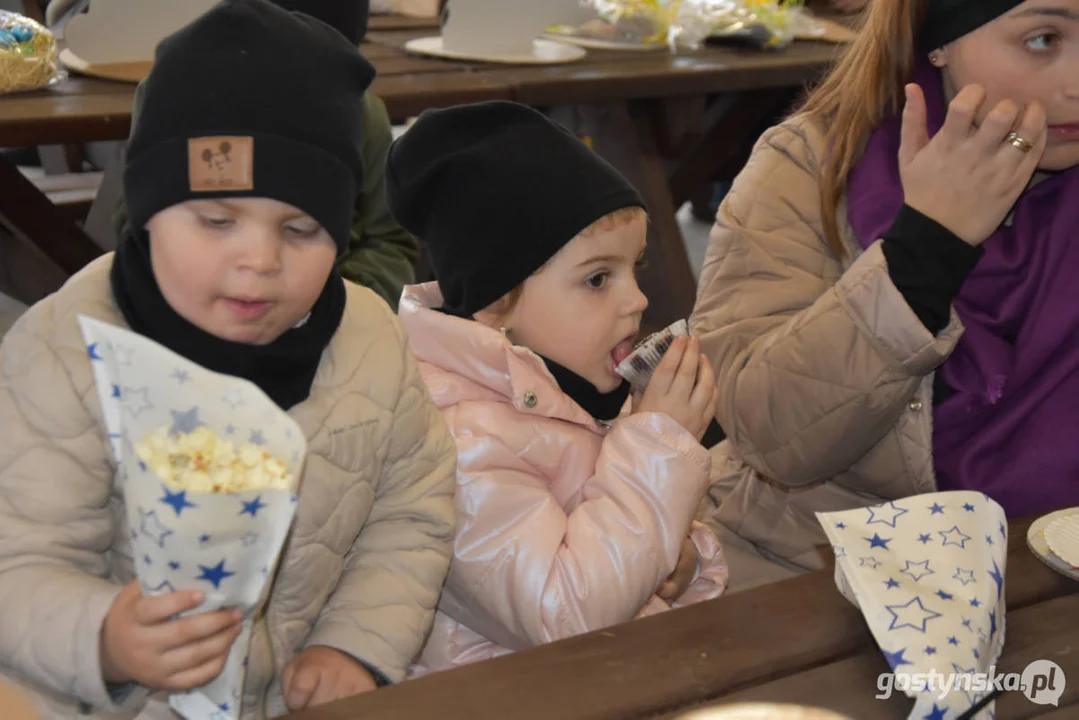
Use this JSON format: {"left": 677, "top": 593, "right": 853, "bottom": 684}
{"left": 188, "top": 136, "right": 254, "bottom": 192}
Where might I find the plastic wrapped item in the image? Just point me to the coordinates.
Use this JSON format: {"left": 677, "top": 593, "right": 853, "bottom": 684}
{"left": 589, "top": 0, "right": 679, "bottom": 47}
{"left": 0, "top": 11, "right": 63, "bottom": 94}
{"left": 672, "top": 0, "right": 803, "bottom": 51}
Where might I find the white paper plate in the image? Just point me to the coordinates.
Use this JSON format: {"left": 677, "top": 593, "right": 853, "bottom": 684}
{"left": 404, "top": 36, "right": 586, "bottom": 65}
{"left": 541, "top": 30, "right": 666, "bottom": 52}
{"left": 59, "top": 48, "right": 151, "bottom": 83}
{"left": 1027, "top": 507, "right": 1079, "bottom": 581}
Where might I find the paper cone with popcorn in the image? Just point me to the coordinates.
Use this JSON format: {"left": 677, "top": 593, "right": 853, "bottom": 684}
{"left": 78, "top": 316, "right": 306, "bottom": 720}
{"left": 816, "top": 491, "right": 1008, "bottom": 720}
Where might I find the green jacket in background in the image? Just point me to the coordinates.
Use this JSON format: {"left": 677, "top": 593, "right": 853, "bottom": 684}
{"left": 114, "top": 83, "right": 419, "bottom": 310}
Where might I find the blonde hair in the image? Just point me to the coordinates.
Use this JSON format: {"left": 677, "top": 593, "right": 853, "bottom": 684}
{"left": 480, "top": 206, "right": 647, "bottom": 318}
{"left": 800, "top": 0, "right": 928, "bottom": 255}
{"left": 577, "top": 206, "right": 647, "bottom": 238}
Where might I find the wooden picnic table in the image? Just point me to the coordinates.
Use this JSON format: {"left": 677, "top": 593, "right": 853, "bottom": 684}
{"left": 0, "top": 25, "right": 842, "bottom": 328}
{"left": 284, "top": 516, "right": 1077, "bottom": 720}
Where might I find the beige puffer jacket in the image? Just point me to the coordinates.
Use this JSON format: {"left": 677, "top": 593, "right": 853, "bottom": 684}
{"left": 0, "top": 256, "right": 457, "bottom": 719}
{"left": 692, "top": 115, "right": 965, "bottom": 573}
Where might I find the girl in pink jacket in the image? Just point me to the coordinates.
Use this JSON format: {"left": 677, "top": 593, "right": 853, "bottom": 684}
{"left": 386, "top": 101, "right": 729, "bottom": 674}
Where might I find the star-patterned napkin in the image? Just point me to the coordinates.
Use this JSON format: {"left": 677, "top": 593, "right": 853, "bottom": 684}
{"left": 817, "top": 491, "right": 1008, "bottom": 720}
{"left": 79, "top": 317, "right": 307, "bottom": 720}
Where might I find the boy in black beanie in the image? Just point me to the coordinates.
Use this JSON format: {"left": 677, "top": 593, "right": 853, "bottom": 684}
{"left": 0, "top": 1, "right": 456, "bottom": 717}
{"left": 111, "top": 0, "right": 420, "bottom": 310}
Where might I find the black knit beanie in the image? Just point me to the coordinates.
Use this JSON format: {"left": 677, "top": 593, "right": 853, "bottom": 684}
{"left": 919, "top": 0, "right": 1023, "bottom": 52}
{"left": 385, "top": 101, "right": 645, "bottom": 318}
{"left": 123, "top": 0, "right": 375, "bottom": 254}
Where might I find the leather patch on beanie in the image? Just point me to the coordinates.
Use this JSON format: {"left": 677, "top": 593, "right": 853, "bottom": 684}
{"left": 188, "top": 136, "right": 254, "bottom": 192}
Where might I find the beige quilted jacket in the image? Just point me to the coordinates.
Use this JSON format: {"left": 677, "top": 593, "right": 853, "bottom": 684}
{"left": 0, "top": 256, "right": 457, "bottom": 719}
{"left": 692, "top": 115, "right": 965, "bottom": 572}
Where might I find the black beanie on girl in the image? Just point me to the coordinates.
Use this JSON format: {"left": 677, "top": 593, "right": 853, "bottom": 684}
{"left": 385, "top": 101, "right": 645, "bottom": 318}
{"left": 919, "top": 0, "right": 1024, "bottom": 52}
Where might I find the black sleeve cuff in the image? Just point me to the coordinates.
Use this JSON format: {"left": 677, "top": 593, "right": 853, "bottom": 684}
{"left": 881, "top": 205, "right": 983, "bottom": 334}
{"left": 350, "top": 656, "right": 392, "bottom": 688}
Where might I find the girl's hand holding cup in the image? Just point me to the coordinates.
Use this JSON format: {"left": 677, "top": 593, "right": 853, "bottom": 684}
{"left": 634, "top": 336, "right": 719, "bottom": 442}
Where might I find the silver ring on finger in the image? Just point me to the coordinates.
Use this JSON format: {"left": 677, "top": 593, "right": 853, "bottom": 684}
{"left": 1006, "top": 132, "right": 1034, "bottom": 153}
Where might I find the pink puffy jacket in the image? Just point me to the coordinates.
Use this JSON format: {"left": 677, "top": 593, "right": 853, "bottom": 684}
{"left": 399, "top": 283, "right": 728, "bottom": 675}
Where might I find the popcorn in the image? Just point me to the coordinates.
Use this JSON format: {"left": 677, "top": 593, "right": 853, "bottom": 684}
{"left": 135, "top": 426, "right": 294, "bottom": 494}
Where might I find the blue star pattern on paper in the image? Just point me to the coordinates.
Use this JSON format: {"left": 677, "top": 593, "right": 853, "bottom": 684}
{"left": 969, "top": 597, "right": 981, "bottom": 608}
{"left": 989, "top": 611, "right": 998, "bottom": 640}
{"left": 148, "top": 579, "right": 176, "bottom": 595}
{"left": 999, "top": 522, "right": 1007, "bottom": 540}
{"left": 866, "top": 533, "right": 892, "bottom": 550}
{"left": 860, "top": 556, "right": 882, "bottom": 569}
{"left": 948, "top": 636, "right": 959, "bottom": 646}
{"left": 989, "top": 560, "right": 1004, "bottom": 599}
{"left": 867, "top": 502, "right": 909, "bottom": 528}
{"left": 200, "top": 533, "right": 212, "bottom": 544}
{"left": 939, "top": 525, "right": 972, "bottom": 549}
{"left": 168, "top": 561, "right": 181, "bottom": 571}
{"left": 114, "top": 345, "right": 135, "bottom": 366}
{"left": 836, "top": 522, "right": 847, "bottom": 530}
{"left": 882, "top": 647, "right": 913, "bottom": 669}
{"left": 169, "top": 407, "right": 202, "bottom": 435}
{"left": 885, "top": 596, "right": 943, "bottom": 633}
{"left": 885, "top": 578, "right": 901, "bottom": 589}
{"left": 936, "top": 590, "right": 954, "bottom": 601}
{"left": 923, "top": 704, "right": 947, "bottom": 720}
{"left": 143, "top": 555, "right": 152, "bottom": 565}
{"left": 160, "top": 486, "right": 197, "bottom": 517}
{"left": 963, "top": 503, "right": 976, "bottom": 512}
{"left": 249, "top": 429, "right": 266, "bottom": 446}
{"left": 219, "top": 703, "right": 230, "bottom": 712}
{"left": 924, "top": 646, "right": 937, "bottom": 656}
{"left": 974, "top": 648, "right": 981, "bottom": 660}
{"left": 900, "top": 559, "right": 934, "bottom": 582}
{"left": 240, "top": 496, "right": 267, "bottom": 518}
{"left": 88, "top": 343, "right": 102, "bottom": 360}
{"left": 928, "top": 503, "right": 945, "bottom": 515}
{"left": 961, "top": 617, "right": 973, "bottom": 630}
{"left": 171, "top": 369, "right": 191, "bottom": 385}
{"left": 834, "top": 546, "right": 847, "bottom": 558}
{"left": 197, "top": 560, "right": 235, "bottom": 589}
{"left": 223, "top": 388, "right": 246, "bottom": 409}
{"left": 918, "top": 533, "right": 932, "bottom": 545}
{"left": 123, "top": 387, "right": 153, "bottom": 418}
{"left": 954, "top": 568, "right": 976, "bottom": 586}
{"left": 111, "top": 384, "right": 122, "bottom": 399}
{"left": 138, "top": 508, "right": 174, "bottom": 548}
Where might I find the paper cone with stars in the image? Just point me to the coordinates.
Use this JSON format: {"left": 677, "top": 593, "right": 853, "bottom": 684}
{"left": 817, "top": 491, "right": 1008, "bottom": 720}
{"left": 78, "top": 316, "right": 308, "bottom": 720}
